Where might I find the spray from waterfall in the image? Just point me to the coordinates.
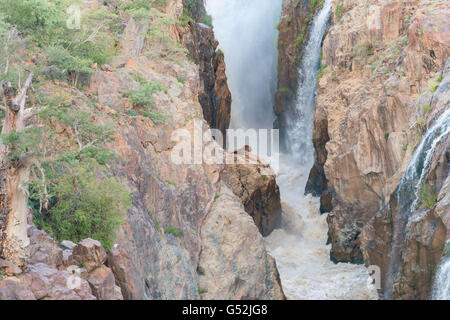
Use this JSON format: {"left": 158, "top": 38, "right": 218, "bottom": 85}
{"left": 387, "top": 108, "right": 450, "bottom": 299}
{"left": 205, "top": 0, "right": 282, "bottom": 131}
{"left": 284, "top": 0, "right": 332, "bottom": 166}
{"left": 206, "top": 0, "right": 377, "bottom": 299}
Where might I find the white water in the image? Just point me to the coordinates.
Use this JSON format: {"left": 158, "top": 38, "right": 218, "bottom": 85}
{"left": 433, "top": 241, "right": 450, "bottom": 300}
{"left": 206, "top": 0, "right": 377, "bottom": 299}
{"left": 388, "top": 108, "right": 450, "bottom": 299}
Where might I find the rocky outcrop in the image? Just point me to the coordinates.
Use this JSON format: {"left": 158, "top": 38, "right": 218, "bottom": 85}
{"left": 85, "top": 1, "right": 283, "bottom": 300}
{"left": 197, "top": 184, "right": 285, "bottom": 300}
{"left": 308, "top": 0, "right": 449, "bottom": 298}
{"left": 275, "top": 0, "right": 324, "bottom": 132}
{"left": 181, "top": 11, "right": 231, "bottom": 137}
{"left": 107, "top": 246, "right": 141, "bottom": 300}
{"left": 221, "top": 148, "right": 282, "bottom": 236}
{"left": 72, "top": 238, "right": 107, "bottom": 273}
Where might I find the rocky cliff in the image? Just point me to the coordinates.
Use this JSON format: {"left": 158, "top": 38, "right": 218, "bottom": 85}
{"left": 305, "top": 0, "right": 449, "bottom": 298}
{"left": 274, "top": 0, "right": 324, "bottom": 134}
{"left": 0, "top": 0, "right": 284, "bottom": 300}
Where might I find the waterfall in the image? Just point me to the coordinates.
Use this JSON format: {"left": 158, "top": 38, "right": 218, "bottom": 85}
{"left": 206, "top": 0, "right": 377, "bottom": 299}
{"left": 433, "top": 241, "right": 450, "bottom": 300}
{"left": 387, "top": 109, "right": 450, "bottom": 299}
{"left": 205, "top": 0, "right": 282, "bottom": 131}
{"left": 284, "top": 0, "right": 332, "bottom": 166}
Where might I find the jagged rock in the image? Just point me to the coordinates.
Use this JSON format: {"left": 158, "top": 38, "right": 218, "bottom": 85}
{"left": 0, "top": 277, "right": 35, "bottom": 300}
{"left": 119, "top": 17, "right": 148, "bottom": 57}
{"left": 435, "top": 177, "right": 450, "bottom": 240}
{"left": 0, "top": 263, "right": 95, "bottom": 300}
{"left": 310, "top": 0, "right": 449, "bottom": 264}
{"left": 107, "top": 247, "right": 140, "bottom": 300}
{"left": 27, "top": 226, "right": 63, "bottom": 268}
{"left": 197, "top": 184, "right": 285, "bottom": 300}
{"left": 182, "top": 21, "right": 231, "bottom": 136}
{"left": 221, "top": 148, "right": 282, "bottom": 236}
{"left": 0, "top": 258, "right": 22, "bottom": 276}
{"left": 72, "top": 239, "right": 107, "bottom": 272}
{"left": 100, "top": 64, "right": 114, "bottom": 72}
{"left": 61, "top": 250, "right": 74, "bottom": 268}
{"left": 60, "top": 240, "right": 76, "bottom": 251}
{"left": 87, "top": 265, "right": 119, "bottom": 300}
{"left": 274, "top": 0, "right": 321, "bottom": 129}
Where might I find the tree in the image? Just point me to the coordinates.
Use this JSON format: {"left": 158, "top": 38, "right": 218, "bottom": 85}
{"left": 0, "top": 72, "right": 34, "bottom": 266}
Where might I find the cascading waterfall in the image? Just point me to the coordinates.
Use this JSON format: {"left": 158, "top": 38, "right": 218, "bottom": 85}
{"left": 206, "top": 0, "right": 377, "bottom": 299}
{"left": 433, "top": 241, "right": 450, "bottom": 300}
{"left": 387, "top": 109, "right": 450, "bottom": 299}
{"left": 205, "top": 0, "right": 282, "bottom": 130}
{"left": 284, "top": 0, "right": 330, "bottom": 165}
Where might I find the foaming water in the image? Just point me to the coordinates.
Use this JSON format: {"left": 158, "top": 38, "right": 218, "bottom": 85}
{"left": 265, "top": 155, "right": 378, "bottom": 300}
{"left": 206, "top": 0, "right": 377, "bottom": 299}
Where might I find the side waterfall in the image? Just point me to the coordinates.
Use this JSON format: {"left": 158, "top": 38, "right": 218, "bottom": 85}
{"left": 386, "top": 109, "right": 450, "bottom": 299}
{"left": 433, "top": 242, "right": 450, "bottom": 300}
{"left": 206, "top": 0, "right": 377, "bottom": 299}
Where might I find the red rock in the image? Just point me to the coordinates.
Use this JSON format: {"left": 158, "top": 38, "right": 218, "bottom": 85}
{"left": 72, "top": 238, "right": 107, "bottom": 272}
{"left": 87, "top": 265, "right": 118, "bottom": 300}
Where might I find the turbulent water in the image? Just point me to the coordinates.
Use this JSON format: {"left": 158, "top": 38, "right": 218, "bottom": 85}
{"left": 386, "top": 108, "right": 450, "bottom": 299}
{"left": 206, "top": 0, "right": 377, "bottom": 299}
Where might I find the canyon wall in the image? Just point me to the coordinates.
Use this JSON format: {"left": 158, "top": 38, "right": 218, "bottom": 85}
{"left": 0, "top": 0, "right": 284, "bottom": 300}
{"left": 306, "top": 0, "right": 449, "bottom": 298}
{"left": 274, "top": 0, "right": 324, "bottom": 134}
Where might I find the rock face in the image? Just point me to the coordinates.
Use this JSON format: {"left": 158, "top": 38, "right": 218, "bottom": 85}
{"left": 0, "top": 0, "right": 283, "bottom": 300}
{"left": 181, "top": 15, "right": 231, "bottom": 137}
{"left": 274, "top": 0, "right": 324, "bottom": 132}
{"left": 72, "top": 238, "right": 107, "bottom": 273}
{"left": 221, "top": 148, "right": 282, "bottom": 236}
{"left": 107, "top": 247, "right": 141, "bottom": 300}
{"left": 85, "top": 0, "right": 283, "bottom": 300}
{"left": 307, "top": 0, "right": 449, "bottom": 298}
{"left": 197, "top": 184, "right": 285, "bottom": 300}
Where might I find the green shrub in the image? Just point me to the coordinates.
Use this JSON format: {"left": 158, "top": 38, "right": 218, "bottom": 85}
{"left": 420, "top": 184, "right": 437, "bottom": 209}
{"left": 35, "top": 166, "right": 132, "bottom": 251}
{"left": 335, "top": 2, "right": 344, "bottom": 21}
{"left": 122, "top": 81, "right": 165, "bottom": 107}
{"left": 124, "top": 109, "right": 137, "bottom": 117}
{"left": 354, "top": 42, "right": 374, "bottom": 57}
{"left": 201, "top": 14, "right": 212, "bottom": 27}
{"left": 143, "top": 110, "right": 170, "bottom": 124}
{"left": 0, "top": 0, "right": 66, "bottom": 46}
{"left": 164, "top": 225, "right": 183, "bottom": 237}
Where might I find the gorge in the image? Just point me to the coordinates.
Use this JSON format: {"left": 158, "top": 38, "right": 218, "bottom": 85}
{"left": 0, "top": 0, "right": 448, "bottom": 301}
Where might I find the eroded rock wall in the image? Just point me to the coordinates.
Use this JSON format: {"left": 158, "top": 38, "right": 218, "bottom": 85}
{"left": 308, "top": 0, "right": 449, "bottom": 298}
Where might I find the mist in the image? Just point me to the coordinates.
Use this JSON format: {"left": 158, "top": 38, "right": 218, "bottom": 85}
{"left": 205, "top": 0, "right": 283, "bottom": 130}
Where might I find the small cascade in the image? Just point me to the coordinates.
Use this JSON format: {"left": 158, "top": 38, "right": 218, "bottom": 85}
{"left": 433, "top": 241, "right": 450, "bottom": 300}
{"left": 207, "top": 0, "right": 377, "bottom": 299}
{"left": 387, "top": 108, "right": 450, "bottom": 299}
{"left": 284, "top": 0, "right": 332, "bottom": 165}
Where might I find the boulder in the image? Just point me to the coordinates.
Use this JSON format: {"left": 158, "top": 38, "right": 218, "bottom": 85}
{"left": 72, "top": 238, "right": 107, "bottom": 272}
{"left": 0, "top": 258, "right": 22, "bottom": 276}
{"left": 27, "top": 226, "right": 63, "bottom": 268}
{"left": 107, "top": 247, "right": 140, "bottom": 300}
{"left": 197, "top": 184, "right": 285, "bottom": 300}
{"left": 87, "top": 265, "right": 118, "bottom": 300}
{"left": 221, "top": 148, "right": 282, "bottom": 236}
{"left": 0, "top": 277, "right": 35, "bottom": 300}
{"left": 60, "top": 240, "right": 77, "bottom": 251}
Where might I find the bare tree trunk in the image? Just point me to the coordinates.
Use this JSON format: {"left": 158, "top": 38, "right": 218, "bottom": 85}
{"left": 0, "top": 73, "right": 33, "bottom": 266}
